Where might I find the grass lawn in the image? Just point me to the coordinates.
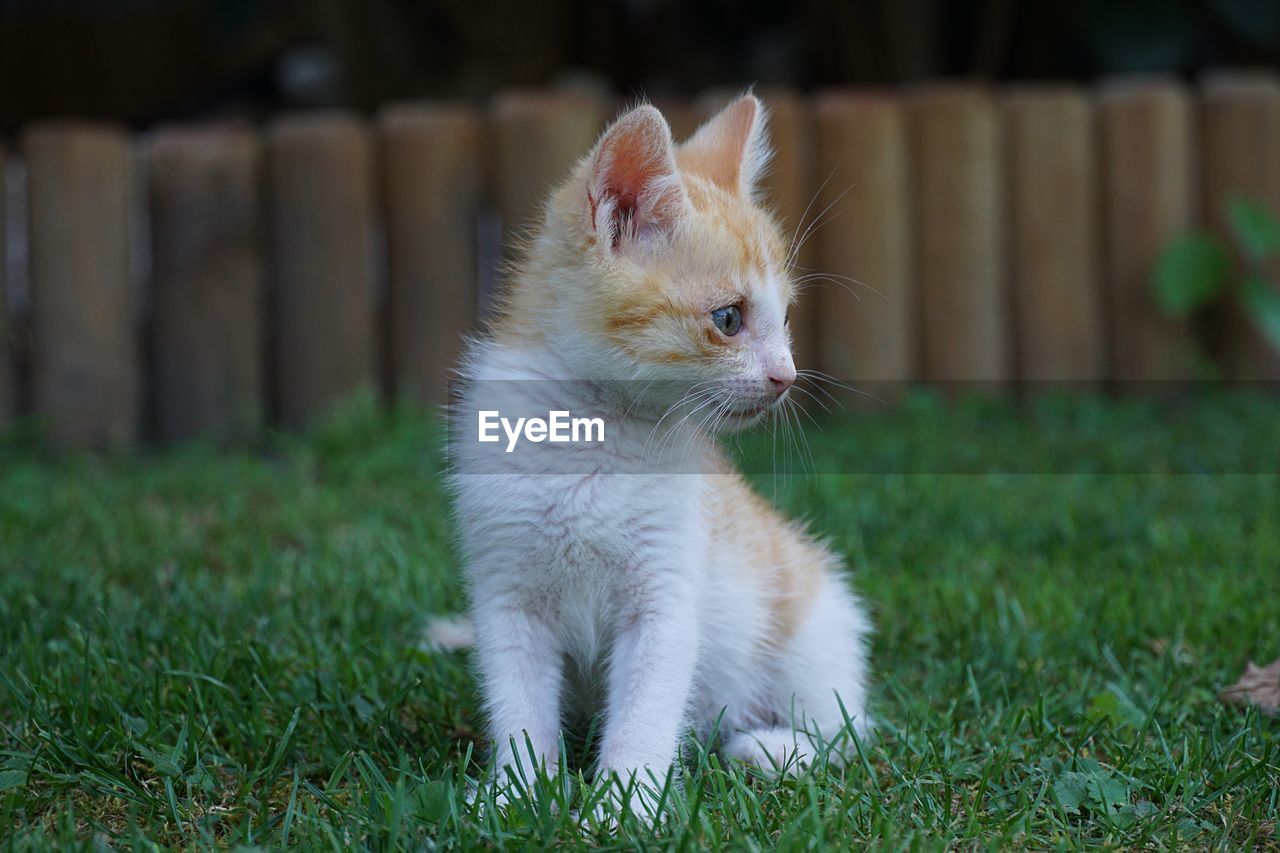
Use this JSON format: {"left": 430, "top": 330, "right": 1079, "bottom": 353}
{"left": 1, "top": 391, "right": 1278, "bottom": 848}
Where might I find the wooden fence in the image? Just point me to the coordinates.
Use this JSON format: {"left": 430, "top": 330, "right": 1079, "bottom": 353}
{"left": 1, "top": 76, "right": 1279, "bottom": 447}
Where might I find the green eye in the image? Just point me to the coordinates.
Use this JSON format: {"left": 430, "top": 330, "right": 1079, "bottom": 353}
{"left": 712, "top": 305, "right": 743, "bottom": 336}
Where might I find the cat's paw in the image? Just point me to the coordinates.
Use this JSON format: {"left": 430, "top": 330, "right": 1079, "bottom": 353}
{"left": 724, "top": 728, "right": 811, "bottom": 776}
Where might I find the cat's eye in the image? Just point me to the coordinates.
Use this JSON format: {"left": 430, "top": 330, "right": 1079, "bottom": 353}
{"left": 712, "top": 305, "right": 743, "bottom": 337}
{"left": 785, "top": 308, "right": 792, "bottom": 326}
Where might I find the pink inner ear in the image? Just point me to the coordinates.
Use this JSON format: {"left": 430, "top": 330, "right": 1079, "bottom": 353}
{"left": 599, "top": 145, "right": 650, "bottom": 246}
{"left": 588, "top": 108, "right": 684, "bottom": 248}
{"left": 607, "top": 192, "right": 637, "bottom": 248}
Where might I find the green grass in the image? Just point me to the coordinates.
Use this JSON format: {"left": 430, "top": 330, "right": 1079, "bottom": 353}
{"left": 1, "top": 391, "right": 1278, "bottom": 849}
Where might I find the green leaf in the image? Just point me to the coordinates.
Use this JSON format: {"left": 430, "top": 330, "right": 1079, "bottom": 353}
{"left": 1132, "top": 800, "right": 1158, "bottom": 818}
{"left": 353, "top": 695, "right": 377, "bottom": 720}
{"left": 122, "top": 713, "right": 148, "bottom": 736}
{"left": 1088, "top": 772, "right": 1130, "bottom": 813}
{"left": 1053, "top": 771, "right": 1089, "bottom": 815}
{"left": 1153, "top": 234, "right": 1230, "bottom": 317}
{"left": 1087, "top": 687, "right": 1146, "bottom": 729}
{"left": 137, "top": 744, "right": 182, "bottom": 778}
{"left": 1228, "top": 196, "right": 1280, "bottom": 262}
{"left": 0, "top": 769, "right": 25, "bottom": 792}
{"left": 187, "top": 765, "right": 217, "bottom": 794}
{"left": 416, "top": 780, "right": 453, "bottom": 823}
{"left": 1055, "top": 763, "right": 1132, "bottom": 818}
{"left": 1087, "top": 690, "right": 1119, "bottom": 722}
{"left": 1240, "top": 275, "right": 1280, "bottom": 352}
{"left": 1114, "top": 798, "right": 1158, "bottom": 827}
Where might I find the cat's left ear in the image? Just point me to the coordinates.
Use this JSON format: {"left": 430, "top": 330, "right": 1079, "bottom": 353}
{"left": 679, "top": 94, "right": 770, "bottom": 199}
{"left": 586, "top": 105, "right": 689, "bottom": 253}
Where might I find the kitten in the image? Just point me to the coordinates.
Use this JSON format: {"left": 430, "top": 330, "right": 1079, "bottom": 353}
{"left": 448, "top": 95, "right": 872, "bottom": 816}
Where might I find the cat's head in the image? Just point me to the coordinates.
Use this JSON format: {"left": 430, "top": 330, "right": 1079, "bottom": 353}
{"left": 524, "top": 95, "right": 797, "bottom": 430}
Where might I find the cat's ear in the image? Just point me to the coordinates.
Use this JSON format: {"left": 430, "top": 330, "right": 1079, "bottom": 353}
{"left": 679, "top": 94, "right": 770, "bottom": 198}
{"left": 586, "top": 105, "right": 688, "bottom": 253}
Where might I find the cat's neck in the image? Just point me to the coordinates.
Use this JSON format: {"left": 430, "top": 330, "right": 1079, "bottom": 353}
{"left": 465, "top": 336, "right": 721, "bottom": 459}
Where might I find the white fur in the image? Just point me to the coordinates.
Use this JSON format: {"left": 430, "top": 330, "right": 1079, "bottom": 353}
{"left": 448, "top": 340, "right": 873, "bottom": 811}
{"left": 422, "top": 615, "right": 476, "bottom": 652}
{"left": 445, "top": 96, "right": 872, "bottom": 820}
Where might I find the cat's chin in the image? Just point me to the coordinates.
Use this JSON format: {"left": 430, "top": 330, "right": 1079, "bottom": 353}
{"left": 717, "top": 403, "right": 772, "bottom": 432}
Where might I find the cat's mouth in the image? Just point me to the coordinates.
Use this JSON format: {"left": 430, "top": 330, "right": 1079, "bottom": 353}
{"left": 741, "top": 389, "right": 791, "bottom": 419}
{"left": 712, "top": 389, "right": 789, "bottom": 428}
{"left": 727, "top": 402, "right": 773, "bottom": 423}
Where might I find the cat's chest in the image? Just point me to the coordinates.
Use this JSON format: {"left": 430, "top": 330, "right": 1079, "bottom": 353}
{"left": 530, "top": 472, "right": 696, "bottom": 569}
{"left": 525, "top": 473, "right": 703, "bottom": 664}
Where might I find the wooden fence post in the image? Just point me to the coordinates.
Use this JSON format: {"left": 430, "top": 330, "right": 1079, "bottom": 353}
{"left": 1003, "top": 86, "right": 1105, "bottom": 384}
{"left": 25, "top": 123, "right": 138, "bottom": 447}
{"left": 1201, "top": 72, "right": 1280, "bottom": 380}
{"left": 813, "top": 91, "right": 914, "bottom": 396}
{"left": 492, "top": 90, "right": 605, "bottom": 259}
{"left": 1099, "top": 80, "right": 1198, "bottom": 384}
{"left": 0, "top": 143, "right": 9, "bottom": 427}
{"left": 149, "top": 124, "right": 263, "bottom": 441}
{"left": 378, "top": 103, "right": 483, "bottom": 406}
{"left": 910, "top": 85, "right": 1009, "bottom": 387}
{"left": 267, "top": 113, "right": 376, "bottom": 429}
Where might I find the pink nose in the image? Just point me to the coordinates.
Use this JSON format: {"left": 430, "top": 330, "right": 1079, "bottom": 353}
{"left": 769, "top": 373, "right": 794, "bottom": 396}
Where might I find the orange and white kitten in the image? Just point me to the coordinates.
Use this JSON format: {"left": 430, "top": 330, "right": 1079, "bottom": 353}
{"left": 449, "top": 95, "right": 871, "bottom": 813}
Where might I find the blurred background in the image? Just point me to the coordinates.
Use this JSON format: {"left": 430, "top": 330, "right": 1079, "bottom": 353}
{"left": 3, "top": 0, "right": 1280, "bottom": 123}
{"left": 2, "top": 0, "right": 1280, "bottom": 447}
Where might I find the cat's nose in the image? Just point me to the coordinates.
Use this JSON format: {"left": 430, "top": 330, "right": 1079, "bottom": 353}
{"left": 768, "top": 371, "right": 795, "bottom": 397}
{"left": 765, "top": 349, "right": 796, "bottom": 397}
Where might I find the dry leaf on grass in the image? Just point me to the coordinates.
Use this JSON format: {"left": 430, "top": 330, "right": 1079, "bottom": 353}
{"left": 1219, "top": 658, "right": 1280, "bottom": 716}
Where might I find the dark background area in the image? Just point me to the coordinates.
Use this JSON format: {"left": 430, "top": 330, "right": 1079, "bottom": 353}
{"left": 2, "top": 0, "right": 1279, "bottom": 130}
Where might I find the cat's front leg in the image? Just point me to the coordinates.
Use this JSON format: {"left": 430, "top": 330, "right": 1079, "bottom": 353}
{"left": 471, "top": 594, "right": 564, "bottom": 792}
{"left": 595, "top": 574, "right": 698, "bottom": 821}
